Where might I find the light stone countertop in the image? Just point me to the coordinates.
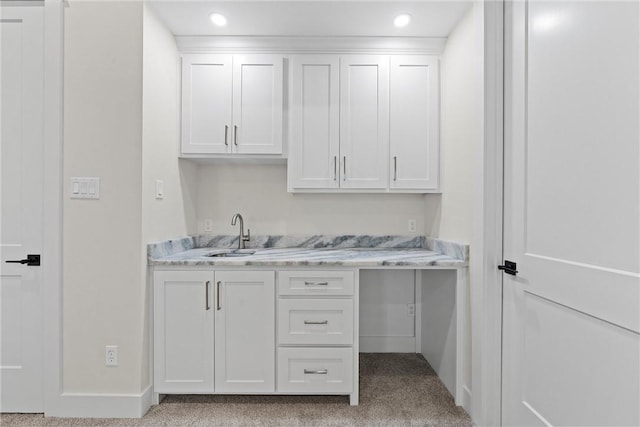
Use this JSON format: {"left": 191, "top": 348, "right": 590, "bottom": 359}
{"left": 148, "top": 237, "right": 468, "bottom": 268}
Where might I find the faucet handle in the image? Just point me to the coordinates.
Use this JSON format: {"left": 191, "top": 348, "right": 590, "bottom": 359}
{"left": 243, "top": 228, "right": 251, "bottom": 242}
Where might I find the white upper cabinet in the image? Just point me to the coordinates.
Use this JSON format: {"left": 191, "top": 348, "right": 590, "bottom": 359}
{"left": 288, "top": 55, "right": 389, "bottom": 191}
{"left": 181, "top": 54, "right": 232, "bottom": 154}
{"left": 340, "top": 56, "right": 389, "bottom": 190}
{"left": 288, "top": 53, "right": 439, "bottom": 193}
{"left": 289, "top": 55, "right": 340, "bottom": 189}
{"left": 389, "top": 56, "right": 440, "bottom": 191}
{"left": 181, "top": 54, "right": 283, "bottom": 155}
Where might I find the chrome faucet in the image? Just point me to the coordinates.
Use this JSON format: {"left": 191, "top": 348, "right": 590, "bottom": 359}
{"left": 230, "top": 213, "right": 250, "bottom": 249}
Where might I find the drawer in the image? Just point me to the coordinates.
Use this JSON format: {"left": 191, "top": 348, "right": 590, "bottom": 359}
{"left": 278, "top": 299, "right": 353, "bottom": 345}
{"left": 278, "top": 270, "right": 354, "bottom": 296}
{"left": 277, "top": 347, "right": 353, "bottom": 393}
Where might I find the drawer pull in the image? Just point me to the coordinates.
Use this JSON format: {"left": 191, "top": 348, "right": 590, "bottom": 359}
{"left": 304, "top": 369, "right": 328, "bottom": 375}
{"left": 304, "top": 281, "right": 328, "bottom": 286}
{"left": 304, "top": 320, "right": 328, "bottom": 325}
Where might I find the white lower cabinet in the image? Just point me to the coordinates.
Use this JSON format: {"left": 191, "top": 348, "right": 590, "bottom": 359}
{"left": 277, "top": 347, "right": 353, "bottom": 393}
{"left": 154, "top": 268, "right": 357, "bottom": 402}
{"left": 214, "top": 271, "right": 275, "bottom": 392}
{"left": 277, "top": 270, "right": 357, "bottom": 401}
{"left": 154, "top": 270, "right": 275, "bottom": 394}
{"left": 154, "top": 271, "right": 215, "bottom": 393}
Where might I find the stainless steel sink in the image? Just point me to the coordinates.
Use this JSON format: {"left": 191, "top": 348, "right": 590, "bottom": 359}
{"left": 206, "top": 249, "right": 257, "bottom": 258}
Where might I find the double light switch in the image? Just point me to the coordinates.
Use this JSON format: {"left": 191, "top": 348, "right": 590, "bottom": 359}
{"left": 70, "top": 177, "right": 100, "bottom": 199}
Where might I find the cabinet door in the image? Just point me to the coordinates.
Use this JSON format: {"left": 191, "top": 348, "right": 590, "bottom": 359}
{"left": 340, "top": 56, "right": 389, "bottom": 189}
{"left": 232, "top": 55, "right": 283, "bottom": 154}
{"left": 289, "top": 55, "right": 340, "bottom": 189}
{"left": 181, "top": 54, "right": 232, "bottom": 154}
{"left": 214, "top": 271, "right": 275, "bottom": 392}
{"left": 154, "top": 271, "right": 215, "bottom": 393}
{"left": 389, "top": 56, "right": 440, "bottom": 190}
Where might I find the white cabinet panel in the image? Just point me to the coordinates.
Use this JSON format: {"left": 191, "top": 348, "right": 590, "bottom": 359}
{"left": 278, "top": 299, "right": 354, "bottom": 345}
{"left": 389, "top": 56, "right": 440, "bottom": 190}
{"left": 181, "top": 55, "right": 232, "bottom": 154}
{"left": 289, "top": 55, "right": 340, "bottom": 189}
{"left": 278, "top": 270, "right": 354, "bottom": 296}
{"left": 154, "top": 271, "right": 215, "bottom": 393}
{"left": 340, "top": 56, "right": 389, "bottom": 189}
{"left": 233, "top": 55, "right": 283, "bottom": 154}
{"left": 214, "top": 270, "right": 275, "bottom": 392}
{"left": 277, "top": 347, "right": 353, "bottom": 393}
{"left": 181, "top": 54, "right": 283, "bottom": 156}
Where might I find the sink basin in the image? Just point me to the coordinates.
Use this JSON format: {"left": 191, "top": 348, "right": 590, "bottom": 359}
{"left": 206, "top": 249, "right": 257, "bottom": 258}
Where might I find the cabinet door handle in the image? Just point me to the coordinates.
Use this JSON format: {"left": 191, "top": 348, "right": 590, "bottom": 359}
{"left": 393, "top": 156, "right": 397, "bottom": 181}
{"left": 216, "top": 281, "right": 222, "bottom": 311}
{"left": 304, "top": 281, "right": 328, "bottom": 286}
{"left": 343, "top": 156, "right": 346, "bottom": 181}
{"left": 304, "top": 320, "right": 328, "bottom": 325}
{"left": 304, "top": 369, "right": 328, "bottom": 375}
{"left": 205, "top": 281, "right": 211, "bottom": 311}
{"left": 333, "top": 156, "right": 337, "bottom": 181}
{"left": 224, "top": 125, "right": 229, "bottom": 146}
{"left": 234, "top": 125, "right": 238, "bottom": 146}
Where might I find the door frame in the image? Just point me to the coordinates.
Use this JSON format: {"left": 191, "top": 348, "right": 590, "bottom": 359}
{"left": 469, "top": 0, "right": 504, "bottom": 425}
{"left": 42, "top": 0, "right": 64, "bottom": 416}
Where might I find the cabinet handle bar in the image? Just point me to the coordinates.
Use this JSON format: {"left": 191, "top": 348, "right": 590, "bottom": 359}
{"left": 394, "top": 156, "right": 397, "bottom": 181}
{"left": 304, "top": 320, "right": 328, "bottom": 325}
{"left": 216, "top": 281, "right": 222, "bottom": 311}
{"left": 304, "top": 369, "right": 328, "bottom": 375}
{"left": 304, "top": 281, "right": 328, "bottom": 286}
{"left": 234, "top": 125, "right": 238, "bottom": 146}
{"left": 224, "top": 125, "right": 229, "bottom": 146}
{"left": 343, "top": 156, "right": 346, "bottom": 181}
{"left": 205, "top": 281, "right": 211, "bottom": 311}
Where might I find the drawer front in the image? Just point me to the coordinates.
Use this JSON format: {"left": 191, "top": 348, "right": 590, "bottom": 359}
{"left": 278, "top": 270, "right": 354, "bottom": 296}
{"left": 277, "top": 347, "right": 353, "bottom": 393}
{"left": 278, "top": 299, "right": 353, "bottom": 345}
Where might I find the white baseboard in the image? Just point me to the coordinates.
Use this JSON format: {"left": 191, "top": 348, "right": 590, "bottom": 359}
{"left": 46, "top": 386, "right": 152, "bottom": 418}
{"left": 359, "top": 336, "right": 416, "bottom": 353}
{"left": 461, "top": 385, "right": 472, "bottom": 414}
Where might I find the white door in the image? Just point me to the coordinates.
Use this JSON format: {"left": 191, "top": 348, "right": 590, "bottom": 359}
{"left": 214, "top": 270, "right": 275, "bottom": 392}
{"left": 502, "top": 1, "right": 640, "bottom": 426}
{"left": 389, "top": 55, "right": 439, "bottom": 191}
{"left": 153, "top": 271, "right": 215, "bottom": 393}
{"left": 0, "top": 6, "right": 44, "bottom": 413}
{"left": 340, "top": 56, "right": 388, "bottom": 189}
{"left": 232, "top": 55, "right": 283, "bottom": 154}
{"left": 289, "top": 55, "right": 340, "bottom": 189}
{"left": 181, "top": 54, "right": 232, "bottom": 154}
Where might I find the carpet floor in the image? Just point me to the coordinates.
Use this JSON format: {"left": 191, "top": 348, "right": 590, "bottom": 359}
{"left": 1, "top": 353, "right": 472, "bottom": 426}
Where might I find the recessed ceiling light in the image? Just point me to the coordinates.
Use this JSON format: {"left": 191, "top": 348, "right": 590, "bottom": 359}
{"left": 394, "top": 14, "right": 411, "bottom": 28}
{"left": 209, "top": 13, "right": 227, "bottom": 27}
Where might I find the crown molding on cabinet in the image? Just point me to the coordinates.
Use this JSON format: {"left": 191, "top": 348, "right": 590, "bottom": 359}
{"left": 176, "top": 36, "right": 446, "bottom": 55}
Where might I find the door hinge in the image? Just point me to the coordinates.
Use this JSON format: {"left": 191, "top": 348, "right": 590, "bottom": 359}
{"left": 498, "top": 260, "right": 518, "bottom": 276}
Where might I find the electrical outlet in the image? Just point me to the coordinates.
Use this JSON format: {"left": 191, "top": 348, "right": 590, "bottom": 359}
{"left": 203, "top": 219, "right": 214, "bottom": 232}
{"left": 407, "top": 304, "right": 415, "bottom": 317}
{"left": 106, "top": 345, "right": 119, "bottom": 367}
{"left": 408, "top": 219, "right": 417, "bottom": 233}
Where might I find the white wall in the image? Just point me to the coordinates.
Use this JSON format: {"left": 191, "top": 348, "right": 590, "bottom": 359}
{"left": 63, "top": 0, "right": 144, "bottom": 393}
{"left": 141, "top": 4, "right": 199, "bottom": 390}
{"left": 425, "top": 4, "right": 477, "bottom": 244}
{"left": 421, "top": 4, "right": 479, "bottom": 417}
{"left": 196, "top": 163, "right": 426, "bottom": 236}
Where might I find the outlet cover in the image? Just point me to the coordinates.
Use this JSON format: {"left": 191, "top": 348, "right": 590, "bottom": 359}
{"left": 105, "top": 345, "right": 119, "bottom": 367}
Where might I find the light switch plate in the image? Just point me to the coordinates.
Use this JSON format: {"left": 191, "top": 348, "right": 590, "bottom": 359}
{"left": 70, "top": 177, "right": 100, "bottom": 199}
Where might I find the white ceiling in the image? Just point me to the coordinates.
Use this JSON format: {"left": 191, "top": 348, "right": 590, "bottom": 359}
{"left": 148, "top": 1, "right": 473, "bottom": 38}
